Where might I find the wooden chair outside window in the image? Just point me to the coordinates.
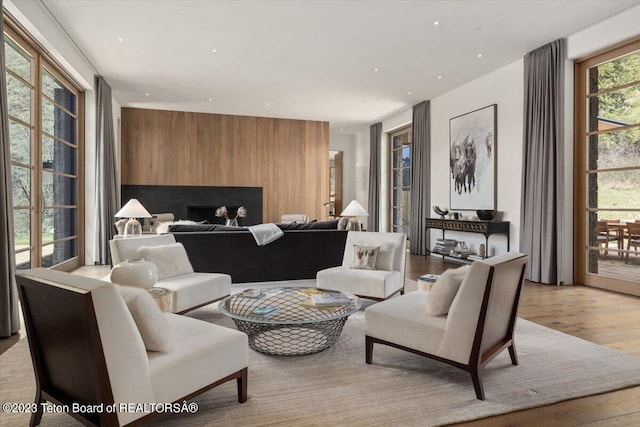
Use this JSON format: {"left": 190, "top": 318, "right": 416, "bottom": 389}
{"left": 597, "top": 220, "right": 619, "bottom": 260}
{"left": 625, "top": 222, "right": 640, "bottom": 264}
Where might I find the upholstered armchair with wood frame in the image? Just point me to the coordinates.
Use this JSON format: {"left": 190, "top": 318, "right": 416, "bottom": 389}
{"left": 597, "top": 220, "right": 619, "bottom": 260}
{"left": 364, "top": 252, "right": 528, "bottom": 400}
{"left": 316, "top": 231, "right": 407, "bottom": 301}
{"left": 625, "top": 221, "right": 640, "bottom": 264}
{"left": 16, "top": 268, "right": 248, "bottom": 426}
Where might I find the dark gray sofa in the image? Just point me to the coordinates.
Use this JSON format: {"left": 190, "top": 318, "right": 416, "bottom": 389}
{"left": 170, "top": 226, "right": 348, "bottom": 283}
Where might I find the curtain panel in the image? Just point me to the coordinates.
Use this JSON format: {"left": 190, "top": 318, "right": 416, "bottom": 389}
{"left": 520, "top": 39, "right": 566, "bottom": 284}
{"left": 1, "top": 1, "right": 21, "bottom": 337}
{"left": 410, "top": 101, "right": 430, "bottom": 254}
{"left": 368, "top": 122, "right": 382, "bottom": 232}
{"left": 94, "top": 76, "right": 119, "bottom": 265}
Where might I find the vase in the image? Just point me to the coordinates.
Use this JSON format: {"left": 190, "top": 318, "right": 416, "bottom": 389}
{"left": 225, "top": 218, "right": 239, "bottom": 226}
{"left": 110, "top": 258, "right": 158, "bottom": 289}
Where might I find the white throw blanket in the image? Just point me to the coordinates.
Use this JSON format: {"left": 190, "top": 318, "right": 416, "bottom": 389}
{"left": 247, "top": 223, "right": 284, "bottom": 246}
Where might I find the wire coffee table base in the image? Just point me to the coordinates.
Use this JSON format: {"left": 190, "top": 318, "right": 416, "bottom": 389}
{"left": 219, "top": 287, "right": 361, "bottom": 356}
{"left": 233, "top": 317, "right": 349, "bottom": 356}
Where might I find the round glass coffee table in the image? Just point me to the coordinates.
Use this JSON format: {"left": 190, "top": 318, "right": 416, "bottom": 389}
{"left": 219, "top": 287, "right": 361, "bottom": 356}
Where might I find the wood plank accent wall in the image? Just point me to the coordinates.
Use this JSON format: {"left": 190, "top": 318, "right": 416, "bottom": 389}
{"left": 121, "top": 108, "right": 329, "bottom": 223}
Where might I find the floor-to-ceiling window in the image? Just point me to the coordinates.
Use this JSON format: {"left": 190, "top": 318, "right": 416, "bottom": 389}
{"left": 575, "top": 37, "right": 640, "bottom": 295}
{"left": 389, "top": 126, "right": 411, "bottom": 234}
{"left": 4, "top": 17, "right": 84, "bottom": 271}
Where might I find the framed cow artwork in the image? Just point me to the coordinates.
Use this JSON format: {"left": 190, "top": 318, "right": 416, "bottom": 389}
{"left": 449, "top": 104, "right": 497, "bottom": 211}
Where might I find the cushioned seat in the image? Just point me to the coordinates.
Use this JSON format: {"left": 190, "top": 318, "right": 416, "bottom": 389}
{"left": 148, "top": 314, "right": 248, "bottom": 403}
{"left": 365, "top": 291, "right": 446, "bottom": 354}
{"left": 110, "top": 234, "right": 231, "bottom": 313}
{"left": 316, "top": 231, "right": 407, "bottom": 301}
{"left": 316, "top": 266, "right": 403, "bottom": 300}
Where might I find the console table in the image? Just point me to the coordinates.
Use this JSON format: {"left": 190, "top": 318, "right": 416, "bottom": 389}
{"left": 425, "top": 218, "right": 510, "bottom": 261}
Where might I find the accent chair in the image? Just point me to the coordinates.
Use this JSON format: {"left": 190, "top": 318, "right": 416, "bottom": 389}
{"left": 364, "top": 252, "right": 528, "bottom": 400}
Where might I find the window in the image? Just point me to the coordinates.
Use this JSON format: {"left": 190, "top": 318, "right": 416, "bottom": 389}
{"left": 575, "top": 37, "right": 640, "bottom": 294}
{"left": 390, "top": 126, "right": 411, "bottom": 234}
{"left": 4, "top": 17, "right": 84, "bottom": 271}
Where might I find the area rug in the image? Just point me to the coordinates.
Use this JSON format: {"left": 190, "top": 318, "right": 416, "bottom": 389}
{"left": 2, "top": 285, "right": 640, "bottom": 426}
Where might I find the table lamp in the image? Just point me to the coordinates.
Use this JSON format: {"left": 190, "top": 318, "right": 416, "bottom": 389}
{"left": 341, "top": 200, "right": 368, "bottom": 231}
{"left": 115, "top": 199, "right": 152, "bottom": 237}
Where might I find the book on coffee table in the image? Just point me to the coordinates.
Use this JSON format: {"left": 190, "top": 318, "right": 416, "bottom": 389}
{"left": 311, "top": 292, "right": 351, "bottom": 307}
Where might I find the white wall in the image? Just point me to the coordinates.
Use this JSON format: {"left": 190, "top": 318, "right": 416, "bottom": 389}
{"left": 5, "top": 0, "right": 121, "bottom": 266}
{"left": 431, "top": 60, "right": 524, "bottom": 257}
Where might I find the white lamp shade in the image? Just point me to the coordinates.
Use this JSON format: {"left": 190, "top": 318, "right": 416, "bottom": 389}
{"left": 115, "top": 199, "right": 152, "bottom": 219}
{"left": 341, "top": 200, "right": 368, "bottom": 217}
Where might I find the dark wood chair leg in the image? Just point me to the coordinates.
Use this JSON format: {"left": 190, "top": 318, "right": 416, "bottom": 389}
{"left": 365, "top": 336, "right": 374, "bottom": 364}
{"left": 29, "top": 392, "right": 44, "bottom": 426}
{"left": 237, "top": 368, "right": 248, "bottom": 403}
{"left": 508, "top": 343, "right": 519, "bottom": 365}
{"left": 470, "top": 367, "right": 485, "bottom": 401}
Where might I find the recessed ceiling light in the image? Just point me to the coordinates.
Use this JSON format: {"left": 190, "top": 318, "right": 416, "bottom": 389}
{"left": 117, "top": 38, "right": 124, "bottom": 42}
{"left": 477, "top": 54, "right": 483, "bottom": 58}
{"left": 323, "top": 107, "right": 327, "bottom": 111}
{"left": 438, "top": 75, "right": 443, "bottom": 79}
{"left": 265, "top": 102, "right": 269, "bottom": 106}
{"left": 208, "top": 98, "right": 213, "bottom": 101}
{"left": 145, "top": 93, "right": 150, "bottom": 96}
{"left": 211, "top": 49, "right": 217, "bottom": 53}
{"left": 433, "top": 21, "right": 439, "bottom": 26}
{"left": 373, "top": 67, "right": 379, "bottom": 72}
{"left": 339, "top": 128, "right": 343, "bottom": 132}
{"left": 474, "top": 27, "right": 483, "bottom": 32}
{"left": 408, "top": 91, "right": 412, "bottom": 95}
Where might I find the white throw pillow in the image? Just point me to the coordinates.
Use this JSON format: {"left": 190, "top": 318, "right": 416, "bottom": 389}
{"left": 137, "top": 243, "right": 194, "bottom": 280}
{"left": 351, "top": 241, "right": 394, "bottom": 270}
{"left": 425, "top": 265, "right": 471, "bottom": 316}
{"left": 350, "top": 245, "right": 380, "bottom": 270}
{"left": 116, "top": 285, "right": 173, "bottom": 352}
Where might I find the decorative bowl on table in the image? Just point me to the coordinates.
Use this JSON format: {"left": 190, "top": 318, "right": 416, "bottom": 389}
{"left": 433, "top": 206, "right": 449, "bottom": 218}
{"left": 476, "top": 210, "right": 496, "bottom": 221}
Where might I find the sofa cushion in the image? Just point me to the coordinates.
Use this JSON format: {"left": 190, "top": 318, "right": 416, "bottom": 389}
{"left": 317, "top": 266, "right": 403, "bottom": 299}
{"left": 138, "top": 243, "right": 194, "bottom": 280}
{"left": 148, "top": 313, "right": 248, "bottom": 403}
{"left": 425, "top": 265, "right": 471, "bottom": 316}
{"left": 365, "top": 291, "right": 446, "bottom": 354}
{"left": 158, "top": 272, "right": 231, "bottom": 312}
{"left": 116, "top": 285, "right": 174, "bottom": 352}
{"left": 350, "top": 245, "right": 380, "bottom": 270}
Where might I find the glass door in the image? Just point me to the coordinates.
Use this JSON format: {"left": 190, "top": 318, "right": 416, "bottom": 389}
{"left": 4, "top": 22, "right": 83, "bottom": 270}
{"left": 575, "top": 38, "right": 640, "bottom": 295}
{"left": 390, "top": 127, "right": 412, "bottom": 234}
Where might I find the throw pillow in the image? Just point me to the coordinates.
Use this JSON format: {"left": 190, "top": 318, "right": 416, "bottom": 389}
{"left": 114, "top": 218, "right": 128, "bottom": 235}
{"left": 116, "top": 285, "right": 174, "bottom": 352}
{"left": 137, "top": 243, "right": 194, "bottom": 280}
{"left": 337, "top": 217, "right": 350, "bottom": 230}
{"left": 350, "top": 245, "right": 380, "bottom": 270}
{"left": 424, "top": 265, "right": 471, "bottom": 316}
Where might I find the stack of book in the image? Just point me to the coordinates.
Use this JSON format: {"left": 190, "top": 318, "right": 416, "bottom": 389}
{"left": 433, "top": 238, "right": 457, "bottom": 254}
{"left": 310, "top": 292, "right": 351, "bottom": 307}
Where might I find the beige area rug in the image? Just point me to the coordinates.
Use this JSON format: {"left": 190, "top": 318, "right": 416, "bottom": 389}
{"left": 2, "top": 280, "right": 640, "bottom": 427}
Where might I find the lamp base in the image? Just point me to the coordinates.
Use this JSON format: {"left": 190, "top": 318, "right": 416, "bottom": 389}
{"left": 123, "top": 218, "right": 142, "bottom": 237}
{"left": 346, "top": 218, "right": 362, "bottom": 231}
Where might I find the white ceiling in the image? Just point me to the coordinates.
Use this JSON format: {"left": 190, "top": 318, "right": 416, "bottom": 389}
{"left": 40, "top": 0, "right": 639, "bottom": 133}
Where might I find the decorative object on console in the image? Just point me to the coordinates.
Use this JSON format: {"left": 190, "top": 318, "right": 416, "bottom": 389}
{"left": 449, "top": 104, "right": 497, "bottom": 210}
{"left": 323, "top": 201, "right": 336, "bottom": 219}
{"left": 341, "top": 200, "right": 369, "bottom": 231}
{"left": 115, "top": 198, "right": 152, "bottom": 237}
{"left": 216, "top": 205, "right": 247, "bottom": 226}
{"left": 110, "top": 258, "right": 158, "bottom": 289}
{"left": 476, "top": 210, "right": 496, "bottom": 221}
{"left": 433, "top": 206, "right": 449, "bottom": 219}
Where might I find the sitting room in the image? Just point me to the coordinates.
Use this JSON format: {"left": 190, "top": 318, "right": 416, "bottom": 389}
{"left": 1, "top": 1, "right": 639, "bottom": 426}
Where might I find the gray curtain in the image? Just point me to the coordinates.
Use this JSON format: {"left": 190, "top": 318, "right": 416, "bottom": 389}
{"left": 368, "top": 122, "right": 382, "bottom": 232}
{"left": 1, "top": 2, "right": 21, "bottom": 337}
{"left": 94, "top": 76, "right": 119, "bottom": 265}
{"left": 520, "top": 39, "right": 565, "bottom": 284}
{"left": 410, "top": 101, "right": 430, "bottom": 254}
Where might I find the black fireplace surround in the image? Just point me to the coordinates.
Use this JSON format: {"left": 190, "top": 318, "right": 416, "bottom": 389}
{"left": 121, "top": 185, "right": 263, "bottom": 226}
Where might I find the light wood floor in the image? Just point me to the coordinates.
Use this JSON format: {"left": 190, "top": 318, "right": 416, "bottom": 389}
{"left": 2, "top": 254, "right": 639, "bottom": 426}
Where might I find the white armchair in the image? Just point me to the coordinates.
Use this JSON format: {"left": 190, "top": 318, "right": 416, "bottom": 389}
{"left": 16, "top": 269, "right": 248, "bottom": 426}
{"left": 109, "top": 234, "right": 231, "bottom": 313}
{"left": 316, "top": 231, "right": 407, "bottom": 301}
{"left": 364, "top": 252, "right": 528, "bottom": 400}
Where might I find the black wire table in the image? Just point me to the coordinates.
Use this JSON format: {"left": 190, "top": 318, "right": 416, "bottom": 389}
{"left": 219, "top": 287, "right": 361, "bottom": 356}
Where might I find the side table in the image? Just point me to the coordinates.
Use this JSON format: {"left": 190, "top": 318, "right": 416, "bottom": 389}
{"left": 148, "top": 287, "right": 175, "bottom": 312}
